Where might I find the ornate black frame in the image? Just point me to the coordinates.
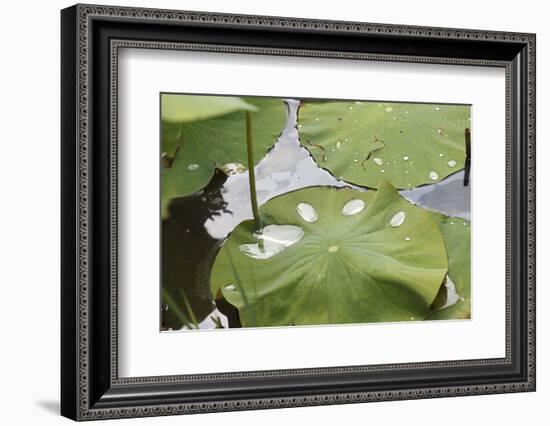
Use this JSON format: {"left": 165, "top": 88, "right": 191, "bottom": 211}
{"left": 61, "top": 3, "right": 536, "bottom": 421}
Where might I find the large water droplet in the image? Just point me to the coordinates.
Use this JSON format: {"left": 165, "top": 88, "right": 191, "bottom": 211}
{"left": 373, "top": 157, "right": 383, "bottom": 166}
{"left": 403, "top": 156, "right": 409, "bottom": 161}
{"left": 328, "top": 245, "right": 339, "bottom": 253}
{"left": 239, "top": 225, "right": 304, "bottom": 260}
{"left": 296, "top": 202, "right": 318, "bottom": 223}
{"left": 447, "top": 160, "right": 457, "bottom": 168}
{"left": 389, "top": 211, "right": 406, "bottom": 227}
{"left": 187, "top": 163, "right": 200, "bottom": 172}
{"left": 385, "top": 106, "right": 394, "bottom": 113}
{"left": 342, "top": 199, "right": 366, "bottom": 216}
{"left": 429, "top": 171, "right": 439, "bottom": 180}
{"left": 224, "top": 284, "right": 236, "bottom": 291}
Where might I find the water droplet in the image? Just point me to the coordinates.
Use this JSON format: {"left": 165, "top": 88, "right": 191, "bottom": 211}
{"left": 410, "top": 316, "right": 415, "bottom": 320}
{"left": 389, "top": 211, "right": 406, "bottom": 227}
{"left": 429, "top": 171, "right": 439, "bottom": 180}
{"left": 221, "top": 162, "right": 246, "bottom": 175}
{"left": 385, "top": 106, "right": 394, "bottom": 113}
{"left": 349, "top": 106, "right": 354, "bottom": 110}
{"left": 315, "top": 117, "right": 319, "bottom": 121}
{"left": 381, "top": 169, "right": 385, "bottom": 173}
{"left": 336, "top": 141, "right": 342, "bottom": 149}
{"left": 224, "top": 284, "right": 236, "bottom": 291}
{"left": 435, "top": 106, "right": 440, "bottom": 111}
{"left": 437, "top": 128, "right": 444, "bottom": 135}
{"left": 447, "top": 160, "right": 457, "bottom": 168}
{"left": 373, "top": 157, "right": 383, "bottom": 166}
{"left": 296, "top": 202, "right": 318, "bottom": 223}
{"left": 439, "top": 153, "right": 444, "bottom": 158}
{"left": 342, "top": 199, "right": 366, "bottom": 216}
{"left": 353, "top": 159, "right": 358, "bottom": 162}
{"left": 405, "top": 237, "right": 411, "bottom": 241}
{"left": 403, "top": 156, "right": 409, "bottom": 161}
{"left": 405, "top": 111, "right": 409, "bottom": 114}
{"left": 405, "top": 170, "right": 409, "bottom": 174}
{"left": 239, "top": 225, "right": 304, "bottom": 260}
{"left": 187, "top": 163, "right": 200, "bottom": 172}
{"left": 328, "top": 245, "right": 339, "bottom": 253}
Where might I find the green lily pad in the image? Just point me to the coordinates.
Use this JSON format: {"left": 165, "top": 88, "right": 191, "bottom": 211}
{"left": 161, "top": 97, "right": 287, "bottom": 218}
{"left": 297, "top": 101, "right": 470, "bottom": 189}
{"left": 428, "top": 214, "right": 471, "bottom": 320}
{"left": 210, "top": 180, "right": 448, "bottom": 327}
{"left": 162, "top": 94, "right": 258, "bottom": 124}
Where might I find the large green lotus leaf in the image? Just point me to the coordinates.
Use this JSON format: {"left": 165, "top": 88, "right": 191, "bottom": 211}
{"left": 297, "top": 101, "right": 470, "bottom": 189}
{"left": 210, "top": 180, "right": 448, "bottom": 327}
{"left": 162, "top": 97, "right": 287, "bottom": 218}
{"left": 428, "top": 214, "right": 471, "bottom": 320}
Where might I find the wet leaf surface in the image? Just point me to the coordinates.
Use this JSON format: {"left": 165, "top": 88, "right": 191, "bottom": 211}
{"left": 297, "top": 101, "right": 470, "bottom": 189}
{"left": 210, "top": 180, "right": 449, "bottom": 327}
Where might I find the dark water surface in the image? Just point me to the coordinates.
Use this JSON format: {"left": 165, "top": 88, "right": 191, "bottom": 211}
{"left": 162, "top": 99, "right": 470, "bottom": 330}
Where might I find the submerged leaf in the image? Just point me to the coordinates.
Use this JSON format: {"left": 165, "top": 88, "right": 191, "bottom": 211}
{"left": 297, "top": 101, "right": 470, "bottom": 189}
{"left": 161, "top": 96, "right": 287, "bottom": 218}
{"left": 210, "top": 180, "right": 448, "bottom": 327}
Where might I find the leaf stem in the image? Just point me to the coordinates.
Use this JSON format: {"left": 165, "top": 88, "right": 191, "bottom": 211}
{"left": 246, "top": 111, "right": 262, "bottom": 231}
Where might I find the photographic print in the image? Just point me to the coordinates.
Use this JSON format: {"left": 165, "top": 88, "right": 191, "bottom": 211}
{"left": 160, "top": 94, "right": 471, "bottom": 331}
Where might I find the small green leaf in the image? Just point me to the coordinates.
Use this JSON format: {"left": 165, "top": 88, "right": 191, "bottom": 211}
{"left": 428, "top": 214, "right": 471, "bottom": 320}
{"left": 162, "top": 94, "right": 257, "bottom": 124}
{"left": 161, "top": 97, "right": 287, "bottom": 218}
{"left": 210, "top": 180, "right": 448, "bottom": 327}
{"left": 297, "top": 101, "right": 470, "bottom": 189}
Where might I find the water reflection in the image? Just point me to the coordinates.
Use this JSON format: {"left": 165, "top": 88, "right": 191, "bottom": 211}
{"left": 204, "top": 100, "right": 351, "bottom": 240}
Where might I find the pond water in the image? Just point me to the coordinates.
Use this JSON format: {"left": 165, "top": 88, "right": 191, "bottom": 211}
{"left": 162, "top": 99, "right": 470, "bottom": 331}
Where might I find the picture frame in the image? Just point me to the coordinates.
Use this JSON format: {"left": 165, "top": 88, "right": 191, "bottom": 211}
{"left": 61, "top": 3, "right": 536, "bottom": 421}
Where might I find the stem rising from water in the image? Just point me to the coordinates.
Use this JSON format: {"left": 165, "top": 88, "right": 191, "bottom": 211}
{"left": 246, "top": 111, "right": 262, "bottom": 231}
